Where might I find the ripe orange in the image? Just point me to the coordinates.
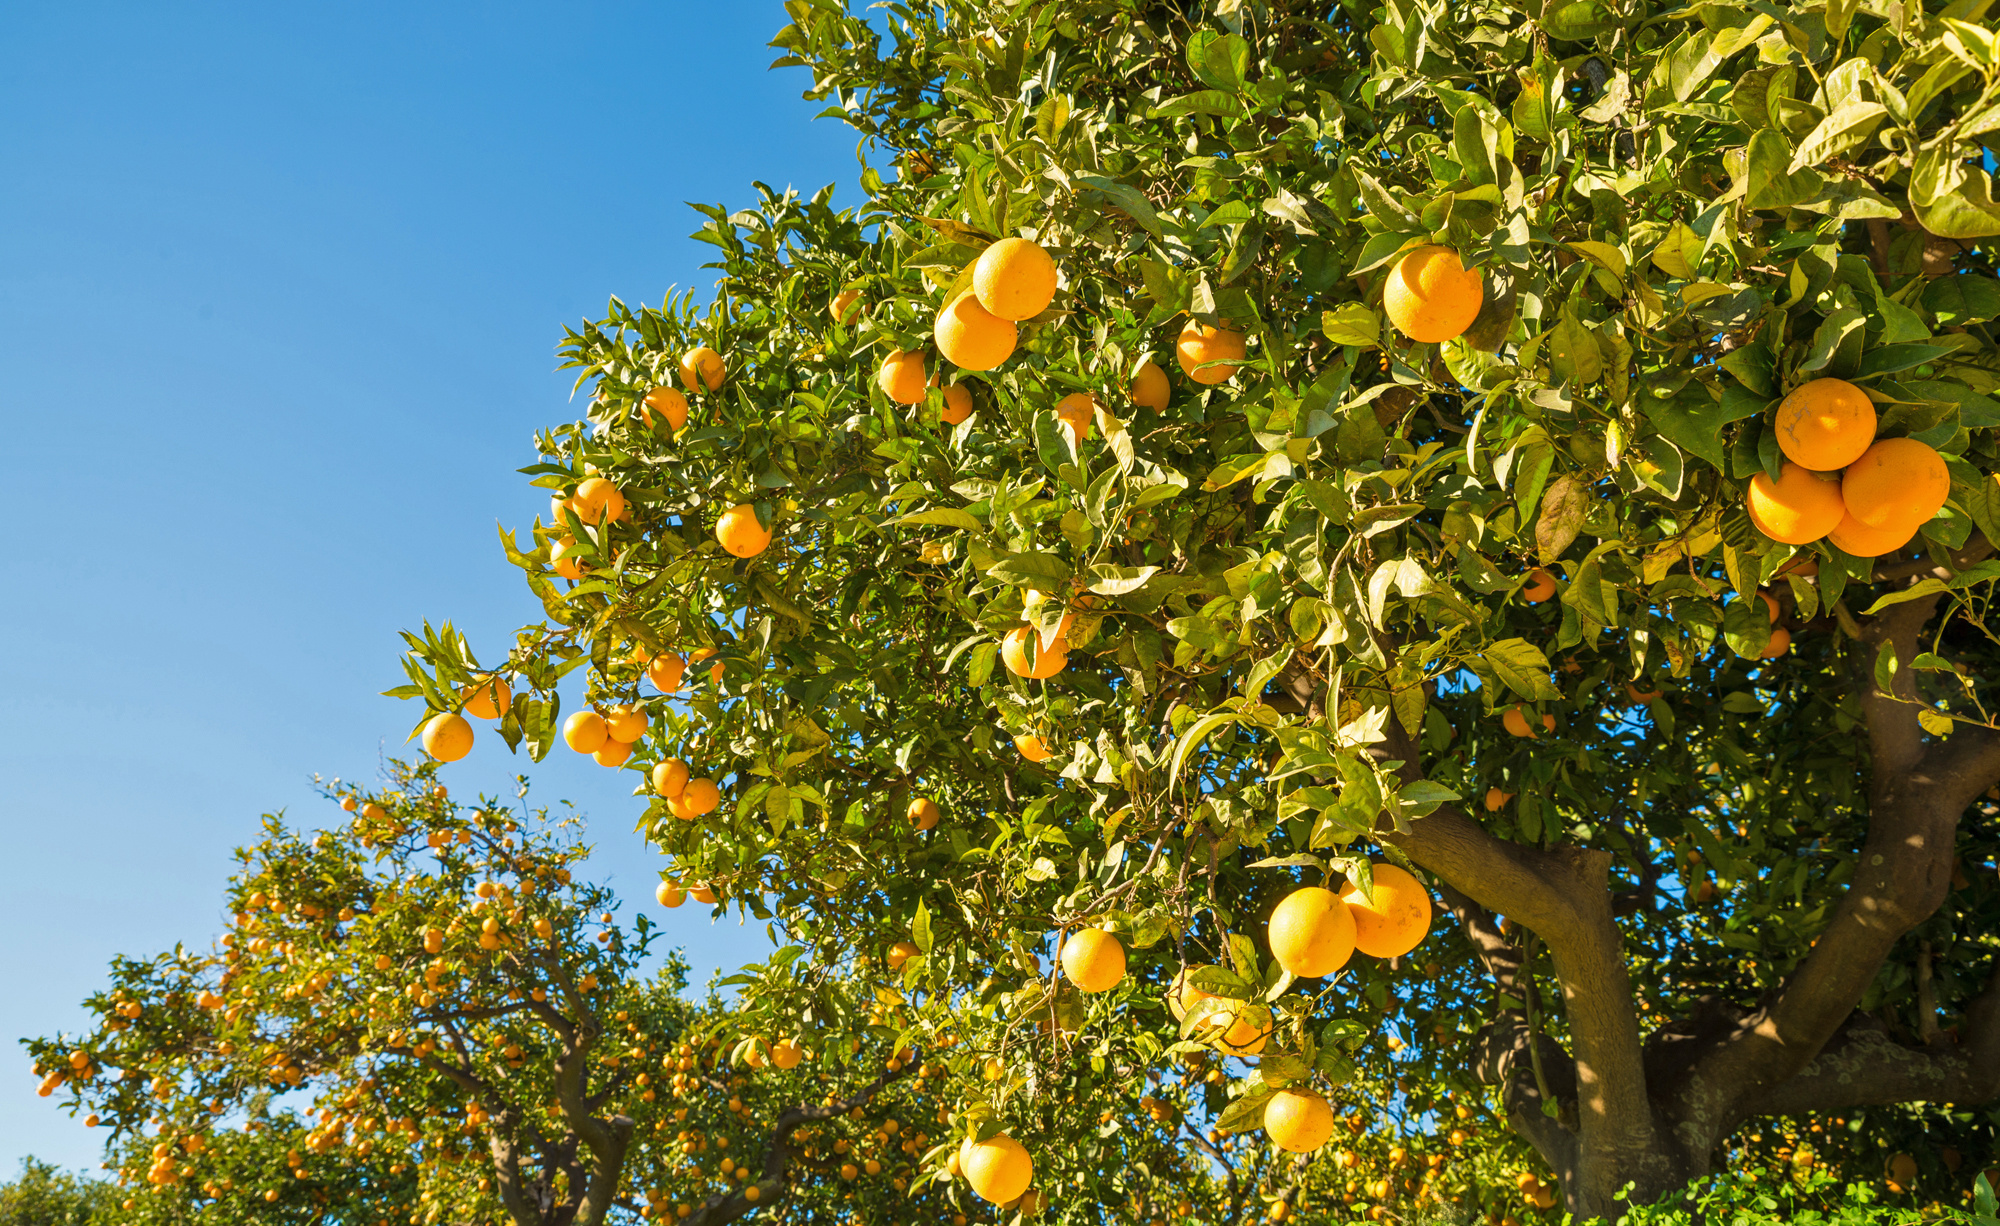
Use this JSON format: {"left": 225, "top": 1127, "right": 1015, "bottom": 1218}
{"left": 1484, "top": 788, "right": 1512, "bottom": 811}
{"left": 879, "top": 349, "right": 928, "bottom": 405}
{"left": 1520, "top": 569, "right": 1557, "bottom": 603}
{"left": 1001, "top": 627, "right": 1068, "bottom": 679}
{"left": 1167, "top": 967, "right": 1220, "bottom": 1021}
{"left": 959, "top": 1134, "right": 1034, "bottom": 1204}
{"left": 644, "top": 388, "right": 688, "bottom": 432}
{"left": 421, "top": 713, "right": 473, "bottom": 762}
{"left": 1625, "top": 682, "right": 1662, "bottom": 704}
{"left": 1218, "top": 1004, "right": 1273, "bottom": 1056}
{"left": 550, "top": 537, "right": 586, "bottom": 581}
{"left": 1340, "top": 864, "right": 1432, "bottom": 958}
{"left": 655, "top": 879, "right": 685, "bottom": 908}
{"left": 1383, "top": 246, "right": 1483, "bottom": 343}
{"left": 908, "top": 797, "right": 942, "bottom": 831}
{"left": 940, "top": 383, "right": 973, "bottom": 425}
{"left": 605, "top": 705, "right": 647, "bottom": 743}
{"left": 1774, "top": 378, "right": 1876, "bottom": 471}
{"left": 771, "top": 1039, "right": 804, "bottom": 1070}
{"left": 1746, "top": 463, "right": 1846, "bottom": 545}
{"left": 671, "top": 778, "right": 721, "bottom": 819}
{"left": 646, "top": 653, "right": 686, "bottom": 694}
{"left": 830, "top": 288, "right": 863, "bottom": 324}
{"left": 716, "top": 504, "right": 772, "bottom": 558}
{"left": 1130, "top": 360, "right": 1170, "bottom": 411}
{"left": 1015, "top": 733, "right": 1053, "bottom": 762}
{"left": 689, "top": 882, "right": 717, "bottom": 904}
{"left": 680, "top": 346, "right": 725, "bottom": 392}
{"left": 563, "top": 711, "right": 608, "bottom": 754}
{"left": 593, "top": 738, "right": 632, "bottom": 768}
{"left": 1060, "top": 928, "right": 1127, "bottom": 993}
{"left": 573, "top": 477, "right": 626, "bottom": 524}
{"left": 1267, "top": 886, "right": 1357, "bottom": 977}
{"left": 691, "top": 646, "right": 725, "bottom": 683}
{"left": 1264, "top": 1088, "right": 1336, "bottom": 1154}
{"left": 652, "top": 759, "right": 690, "bottom": 799}
{"left": 1759, "top": 626, "right": 1792, "bottom": 659}
{"left": 1828, "top": 510, "right": 1917, "bottom": 558}
{"left": 1054, "top": 393, "right": 1096, "bottom": 445}
{"left": 972, "top": 237, "right": 1057, "bottom": 321}
{"left": 1176, "top": 321, "right": 1246, "bottom": 384}
{"left": 461, "top": 677, "right": 511, "bottom": 720}
{"left": 1502, "top": 706, "right": 1553, "bottom": 738}
{"left": 1842, "top": 437, "right": 1949, "bottom": 532}
{"left": 935, "top": 293, "right": 1017, "bottom": 371}
{"left": 886, "top": 940, "right": 921, "bottom": 970}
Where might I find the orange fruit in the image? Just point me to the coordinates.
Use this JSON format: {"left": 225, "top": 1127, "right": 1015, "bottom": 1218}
{"left": 573, "top": 477, "right": 625, "bottom": 524}
{"left": 716, "top": 504, "right": 772, "bottom": 558}
{"left": 592, "top": 738, "right": 632, "bottom": 767}
{"left": 886, "top": 940, "right": 921, "bottom": 970}
{"left": 671, "top": 778, "right": 721, "bottom": 819}
{"left": 1217, "top": 1003, "right": 1273, "bottom": 1056}
{"left": 461, "top": 677, "right": 510, "bottom": 720}
{"left": 689, "top": 882, "right": 717, "bottom": 904}
{"left": 1015, "top": 734, "right": 1053, "bottom": 762}
{"left": 1176, "top": 321, "right": 1246, "bottom": 384}
{"left": 1130, "top": 360, "right": 1170, "bottom": 411}
{"left": 605, "top": 705, "right": 647, "bottom": 743}
{"left": 830, "top": 288, "right": 863, "bottom": 324}
{"left": 1484, "top": 788, "right": 1512, "bottom": 811}
{"left": 1167, "top": 967, "right": 1220, "bottom": 1022}
{"left": 1060, "top": 928, "right": 1127, "bottom": 993}
{"left": 908, "top": 798, "right": 942, "bottom": 831}
{"left": 1264, "top": 1089, "right": 1335, "bottom": 1154}
{"left": 1759, "top": 626, "right": 1792, "bottom": 659}
{"left": 1774, "top": 378, "right": 1876, "bottom": 470}
{"left": 1502, "top": 706, "right": 1552, "bottom": 738}
{"left": 972, "top": 237, "right": 1057, "bottom": 321}
{"left": 550, "top": 537, "right": 586, "bottom": 581}
{"left": 646, "top": 653, "right": 686, "bottom": 694}
{"left": 691, "top": 646, "right": 725, "bottom": 683}
{"left": 1001, "top": 627, "right": 1068, "bottom": 679}
{"left": 655, "top": 879, "right": 685, "bottom": 908}
{"left": 421, "top": 713, "right": 473, "bottom": 763}
{"left": 563, "top": 711, "right": 608, "bottom": 754}
{"left": 1625, "top": 682, "right": 1662, "bottom": 704}
{"left": 680, "top": 346, "right": 725, "bottom": 392}
{"left": 940, "top": 383, "right": 973, "bottom": 425}
{"left": 643, "top": 387, "right": 688, "bottom": 432}
{"left": 1383, "top": 246, "right": 1483, "bottom": 343}
{"left": 771, "top": 1039, "right": 804, "bottom": 1070}
{"left": 879, "top": 349, "right": 928, "bottom": 405}
{"left": 959, "top": 1134, "right": 1034, "bottom": 1204}
{"left": 1340, "top": 863, "right": 1432, "bottom": 958}
{"left": 1829, "top": 510, "right": 1917, "bottom": 558}
{"left": 1746, "top": 463, "right": 1846, "bottom": 545}
{"left": 1521, "top": 569, "right": 1557, "bottom": 603}
{"left": 1842, "top": 437, "right": 1949, "bottom": 531}
{"left": 652, "top": 759, "right": 690, "bottom": 799}
{"left": 935, "top": 293, "right": 1017, "bottom": 371}
{"left": 1054, "top": 393, "right": 1096, "bottom": 445}
{"left": 1267, "top": 886, "right": 1357, "bottom": 977}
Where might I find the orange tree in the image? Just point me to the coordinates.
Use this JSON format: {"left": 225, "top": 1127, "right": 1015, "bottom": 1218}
{"left": 26, "top": 761, "right": 1207, "bottom": 1226}
{"left": 379, "top": 0, "right": 2000, "bottom": 1218}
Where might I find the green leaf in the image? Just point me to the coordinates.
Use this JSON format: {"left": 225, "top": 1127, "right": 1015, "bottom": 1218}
{"left": 1744, "top": 128, "right": 1824, "bottom": 211}
{"left": 1788, "top": 101, "right": 1887, "bottom": 171}
{"left": 1086, "top": 564, "right": 1162, "bottom": 596}
{"left": 1910, "top": 145, "right": 2000, "bottom": 239}
{"left": 1484, "top": 638, "right": 1561, "bottom": 702}
{"left": 986, "top": 551, "right": 1072, "bottom": 588}
{"left": 1648, "top": 222, "right": 1703, "bottom": 279}
{"left": 1186, "top": 31, "right": 1251, "bottom": 92}
{"left": 895, "top": 507, "right": 984, "bottom": 531}
{"left": 1924, "top": 275, "right": 2000, "bottom": 326}
{"left": 1170, "top": 710, "right": 1240, "bottom": 787}
{"left": 1322, "top": 303, "right": 1382, "bottom": 347}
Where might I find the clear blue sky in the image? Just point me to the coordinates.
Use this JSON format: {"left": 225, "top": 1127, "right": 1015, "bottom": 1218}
{"left": 0, "top": 1, "right": 862, "bottom": 1175}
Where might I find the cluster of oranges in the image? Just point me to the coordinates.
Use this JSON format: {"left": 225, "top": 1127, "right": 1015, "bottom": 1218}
{"left": 1746, "top": 377, "right": 1950, "bottom": 557}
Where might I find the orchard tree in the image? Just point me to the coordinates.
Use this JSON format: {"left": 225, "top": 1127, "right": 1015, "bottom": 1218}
{"left": 383, "top": 0, "right": 2000, "bottom": 1218}
{"left": 28, "top": 762, "right": 1160, "bottom": 1226}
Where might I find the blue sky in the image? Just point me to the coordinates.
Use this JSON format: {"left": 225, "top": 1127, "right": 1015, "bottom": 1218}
{"left": 0, "top": 1, "right": 862, "bottom": 1174}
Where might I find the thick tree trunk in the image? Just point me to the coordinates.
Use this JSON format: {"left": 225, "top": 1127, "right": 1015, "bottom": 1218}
{"left": 1376, "top": 560, "right": 2000, "bottom": 1217}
